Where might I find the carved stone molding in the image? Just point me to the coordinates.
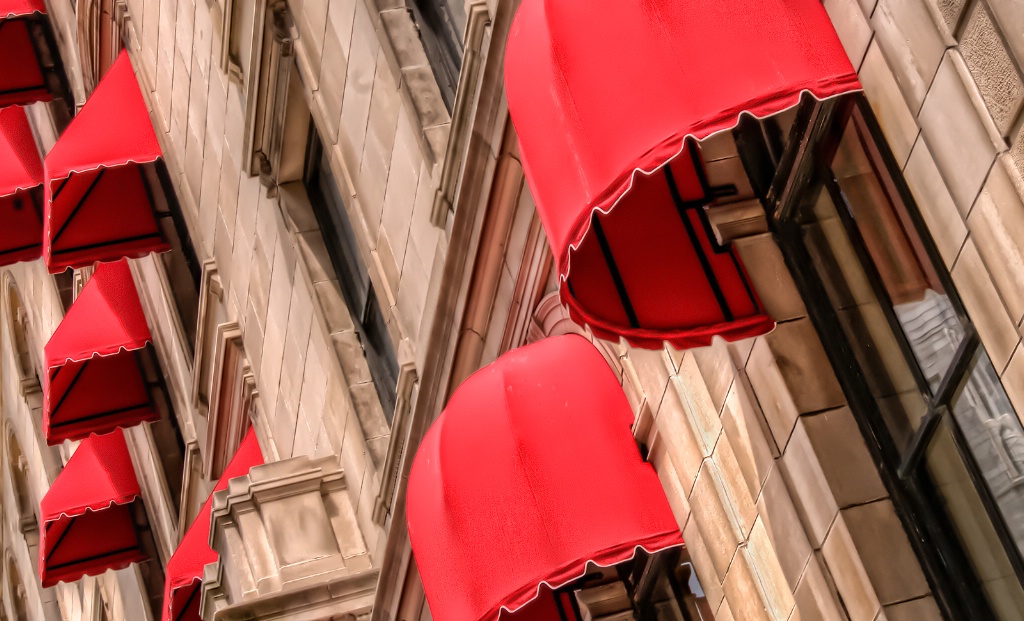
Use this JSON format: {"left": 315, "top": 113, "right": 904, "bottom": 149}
{"left": 201, "top": 455, "right": 375, "bottom": 621}
{"left": 372, "top": 339, "right": 418, "bottom": 526}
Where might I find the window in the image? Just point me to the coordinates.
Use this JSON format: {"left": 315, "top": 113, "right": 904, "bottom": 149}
{"left": 409, "top": 0, "right": 466, "bottom": 111}
{"left": 206, "top": 331, "right": 254, "bottom": 478}
{"left": 548, "top": 549, "right": 714, "bottom": 620}
{"left": 150, "top": 163, "right": 202, "bottom": 355}
{"left": 303, "top": 126, "right": 400, "bottom": 420}
{"left": 774, "top": 96, "right": 1024, "bottom": 619}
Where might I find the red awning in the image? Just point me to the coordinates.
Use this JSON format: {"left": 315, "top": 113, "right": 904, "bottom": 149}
{"left": 162, "top": 429, "right": 263, "bottom": 621}
{"left": 0, "top": 0, "right": 51, "bottom": 107}
{"left": 39, "top": 429, "right": 147, "bottom": 587}
{"left": 0, "top": 105, "right": 43, "bottom": 265}
{"left": 505, "top": 0, "right": 861, "bottom": 349}
{"left": 43, "top": 259, "right": 157, "bottom": 444}
{"left": 407, "top": 335, "right": 683, "bottom": 621}
{"left": 43, "top": 50, "right": 169, "bottom": 272}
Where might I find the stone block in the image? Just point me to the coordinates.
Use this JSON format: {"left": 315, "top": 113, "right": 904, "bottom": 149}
{"left": 780, "top": 420, "right": 839, "bottom": 548}
{"left": 902, "top": 137, "right": 966, "bottom": 269}
{"left": 683, "top": 518, "right": 725, "bottom": 612}
{"left": 860, "top": 42, "right": 919, "bottom": 167}
{"left": 648, "top": 434, "right": 691, "bottom": 529}
{"left": 1002, "top": 346, "right": 1024, "bottom": 426}
{"left": 793, "top": 554, "right": 846, "bottom": 621}
{"left": 917, "top": 52, "right": 999, "bottom": 215}
{"left": 933, "top": 0, "right": 966, "bottom": 32}
{"left": 722, "top": 377, "right": 775, "bottom": 500}
{"left": 871, "top": 0, "right": 947, "bottom": 113}
{"left": 757, "top": 465, "right": 813, "bottom": 591}
{"left": 800, "top": 407, "right": 886, "bottom": 508}
{"left": 821, "top": 515, "right": 882, "bottom": 621}
{"left": 841, "top": 500, "right": 929, "bottom": 605}
{"left": 959, "top": 2, "right": 1024, "bottom": 134}
{"left": 675, "top": 355, "right": 724, "bottom": 455}
{"left": 318, "top": 1, "right": 350, "bottom": 143}
{"left": 763, "top": 320, "right": 845, "bottom": 415}
{"left": 296, "top": 0, "right": 330, "bottom": 84}
{"left": 952, "top": 239, "right": 1020, "bottom": 370}
{"left": 733, "top": 233, "right": 807, "bottom": 322}
{"left": 655, "top": 374, "right": 704, "bottom": 495}
{"left": 882, "top": 597, "right": 943, "bottom": 621}
{"left": 823, "top": 0, "right": 872, "bottom": 70}
{"left": 967, "top": 157, "right": 1024, "bottom": 326}
{"left": 712, "top": 435, "right": 757, "bottom": 537}
{"left": 692, "top": 338, "right": 735, "bottom": 417}
{"left": 688, "top": 461, "right": 743, "bottom": 579}
{"left": 623, "top": 345, "right": 671, "bottom": 407}
{"left": 747, "top": 517, "right": 798, "bottom": 621}
{"left": 747, "top": 337, "right": 801, "bottom": 449}
{"left": 722, "top": 546, "right": 771, "bottom": 621}
{"left": 202, "top": 455, "right": 376, "bottom": 620}
{"left": 339, "top": 1, "right": 378, "bottom": 166}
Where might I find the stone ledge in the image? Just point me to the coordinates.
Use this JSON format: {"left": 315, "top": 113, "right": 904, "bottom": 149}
{"left": 201, "top": 455, "right": 372, "bottom": 619}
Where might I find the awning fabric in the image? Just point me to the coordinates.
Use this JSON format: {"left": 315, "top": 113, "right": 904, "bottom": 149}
{"left": 43, "top": 259, "right": 157, "bottom": 445}
{"left": 505, "top": 0, "right": 861, "bottom": 349}
{"left": 43, "top": 50, "right": 169, "bottom": 272}
{"left": 0, "top": 0, "right": 51, "bottom": 107}
{"left": 39, "top": 429, "right": 146, "bottom": 587}
{"left": 0, "top": 105, "right": 43, "bottom": 265}
{"left": 407, "top": 335, "right": 683, "bottom": 621}
{"left": 162, "top": 429, "right": 263, "bottom": 621}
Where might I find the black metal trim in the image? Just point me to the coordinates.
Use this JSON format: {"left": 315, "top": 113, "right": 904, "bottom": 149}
{"left": 663, "top": 165, "right": 733, "bottom": 323}
{"left": 590, "top": 213, "right": 640, "bottom": 329}
{"left": 173, "top": 584, "right": 201, "bottom": 621}
{"left": 50, "top": 231, "right": 165, "bottom": 256}
{"left": 48, "top": 360, "right": 89, "bottom": 421}
{"left": 51, "top": 169, "right": 106, "bottom": 246}
{"left": 0, "top": 242, "right": 42, "bottom": 257}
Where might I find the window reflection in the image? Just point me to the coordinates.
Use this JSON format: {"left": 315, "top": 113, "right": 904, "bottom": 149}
{"left": 830, "top": 115, "right": 963, "bottom": 392}
{"left": 799, "top": 176, "right": 928, "bottom": 453}
{"left": 926, "top": 419, "right": 1024, "bottom": 620}
{"left": 952, "top": 351, "right": 1024, "bottom": 555}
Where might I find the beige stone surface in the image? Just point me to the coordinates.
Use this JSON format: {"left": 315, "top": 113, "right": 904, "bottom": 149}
{"left": 757, "top": 465, "right": 814, "bottom": 591}
{"left": 792, "top": 554, "right": 846, "bottom": 621}
{"left": 800, "top": 407, "right": 887, "bottom": 508}
{"left": 860, "top": 42, "right": 920, "bottom": 167}
{"left": 952, "top": 239, "right": 1021, "bottom": 370}
{"left": 917, "top": 52, "right": 999, "bottom": 214}
{"left": 902, "top": 137, "right": 967, "bottom": 269}
{"left": 780, "top": 420, "right": 840, "bottom": 548}
{"left": 871, "top": 0, "right": 947, "bottom": 113}
{"left": 959, "top": 2, "right": 1024, "bottom": 133}
{"left": 967, "top": 157, "right": 1024, "bottom": 327}
{"left": 840, "top": 501, "right": 930, "bottom": 605}
{"left": 821, "top": 516, "right": 882, "bottom": 621}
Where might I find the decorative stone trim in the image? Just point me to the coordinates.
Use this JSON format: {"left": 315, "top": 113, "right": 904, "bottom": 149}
{"left": 372, "top": 339, "right": 418, "bottom": 526}
{"left": 430, "top": 1, "right": 492, "bottom": 225}
{"left": 201, "top": 455, "right": 374, "bottom": 620}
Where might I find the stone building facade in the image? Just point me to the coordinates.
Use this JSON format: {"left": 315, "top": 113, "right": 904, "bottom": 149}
{"left": 1, "top": 0, "right": 1023, "bottom": 619}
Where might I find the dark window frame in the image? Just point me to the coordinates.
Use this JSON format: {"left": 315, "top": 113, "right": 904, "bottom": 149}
{"left": 302, "top": 123, "right": 400, "bottom": 420}
{"left": 546, "top": 548, "right": 713, "bottom": 621}
{"left": 765, "top": 93, "right": 1024, "bottom": 620}
{"left": 407, "top": 0, "right": 465, "bottom": 112}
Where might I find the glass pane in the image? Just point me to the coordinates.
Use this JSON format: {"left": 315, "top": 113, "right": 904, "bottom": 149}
{"left": 798, "top": 183, "right": 928, "bottom": 453}
{"left": 925, "top": 419, "right": 1024, "bottom": 620}
{"left": 829, "top": 114, "right": 965, "bottom": 391}
{"left": 952, "top": 349, "right": 1024, "bottom": 555}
